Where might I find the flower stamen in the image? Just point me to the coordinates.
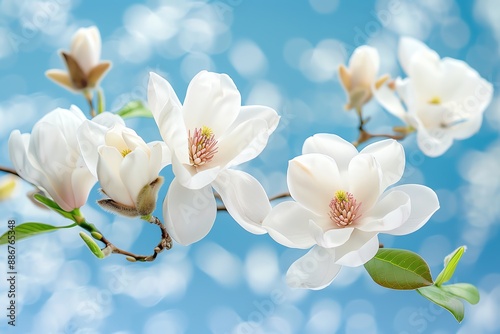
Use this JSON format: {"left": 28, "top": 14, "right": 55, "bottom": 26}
{"left": 428, "top": 96, "right": 441, "bottom": 105}
{"left": 188, "top": 126, "right": 218, "bottom": 167}
{"left": 121, "top": 148, "right": 132, "bottom": 157}
{"left": 329, "top": 190, "right": 362, "bottom": 227}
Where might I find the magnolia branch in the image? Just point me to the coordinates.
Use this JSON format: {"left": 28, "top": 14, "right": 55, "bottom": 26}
{"left": 352, "top": 108, "right": 407, "bottom": 147}
{"left": 217, "top": 192, "right": 291, "bottom": 211}
{"left": 0, "top": 166, "right": 19, "bottom": 177}
{"left": 80, "top": 215, "right": 172, "bottom": 262}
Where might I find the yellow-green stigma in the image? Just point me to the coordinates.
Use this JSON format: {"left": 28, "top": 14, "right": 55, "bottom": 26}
{"left": 188, "top": 126, "right": 218, "bottom": 167}
{"left": 121, "top": 148, "right": 132, "bottom": 157}
{"left": 428, "top": 96, "right": 441, "bottom": 105}
{"left": 335, "top": 190, "right": 348, "bottom": 202}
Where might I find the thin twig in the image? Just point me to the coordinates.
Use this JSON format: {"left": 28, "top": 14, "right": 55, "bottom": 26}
{"left": 0, "top": 166, "right": 19, "bottom": 177}
{"left": 82, "top": 215, "right": 172, "bottom": 262}
{"left": 352, "top": 107, "right": 407, "bottom": 147}
{"left": 83, "top": 90, "right": 95, "bottom": 118}
{"left": 217, "top": 192, "right": 291, "bottom": 211}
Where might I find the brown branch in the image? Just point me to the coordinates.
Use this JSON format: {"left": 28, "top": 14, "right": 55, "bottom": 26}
{"left": 83, "top": 90, "right": 95, "bottom": 118}
{"left": 351, "top": 107, "right": 407, "bottom": 147}
{"left": 0, "top": 165, "right": 19, "bottom": 177}
{"left": 217, "top": 192, "right": 291, "bottom": 211}
{"left": 82, "top": 215, "right": 172, "bottom": 262}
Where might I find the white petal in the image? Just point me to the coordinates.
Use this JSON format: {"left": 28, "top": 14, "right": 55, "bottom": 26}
{"left": 30, "top": 122, "right": 76, "bottom": 211}
{"left": 9, "top": 131, "right": 45, "bottom": 188}
{"left": 92, "top": 111, "right": 125, "bottom": 128}
{"left": 183, "top": 71, "right": 241, "bottom": 136}
{"left": 97, "top": 146, "right": 134, "bottom": 207}
{"left": 229, "top": 105, "right": 280, "bottom": 134}
{"left": 333, "top": 230, "right": 379, "bottom": 267}
{"left": 302, "top": 133, "right": 358, "bottom": 172}
{"left": 262, "top": 201, "right": 317, "bottom": 249}
{"left": 286, "top": 246, "right": 341, "bottom": 290}
{"left": 387, "top": 184, "right": 439, "bottom": 236}
{"left": 212, "top": 170, "right": 269, "bottom": 234}
{"left": 449, "top": 115, "right": 483, "bottom": 140}
{"left": 209, "top": 118, "right": 269, "bottom": 169}
{"left": 70, "top": 166, "right": 97, "bottom": 209}
{"left": 120, "top": 149, "right": 150, "bottom": 205}
{"left": 288, "top": 153, "right": 344, "bottom": 216}
{"left": 147, "top": 72, "right": 188, "bottom": 158}
{"left": 148, "top": 141, "right": 171, "bottom": 180}
{"left": 309, "top": 220, "right": 354, "bottom": 248}
{"left": 398, "top": 37, "right": 438, "bottom": 75}
{"left": 356, "top": 190, "right": 411, "bottom": 232}
{"left": 349, "top": 45, "right": 379, "bottom": 88}
{"left": 172, "top": 150, "right": 220, "bottom": 189}
{"left": 373, "top": 80, "right": 408, "bottom": 121}
{"left": 347, "top": 154, "right": 382, "bottom": 212}
{"left": 164, "top": 178, "right": 216, "bottom": 245}
{"left": 122, "top": 128, "right": 149, "bottom": 152}
{"left": 416, "top": 126, "right": 453, "bottom": 157}
{"left": 77, "top": 120, "right": 109, "bottom": 177}
{"left": 360, "top": 139, "right": 405, "bottom": 191}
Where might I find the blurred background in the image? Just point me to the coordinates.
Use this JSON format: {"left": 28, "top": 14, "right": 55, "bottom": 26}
{"left": 0, "top": 0, "right": 499, "bottom": 333}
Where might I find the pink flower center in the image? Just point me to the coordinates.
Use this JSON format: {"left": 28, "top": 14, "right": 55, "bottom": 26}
{"left": 188, "top": 126, "right": 218, "bottom": 167}
{"left": 329, "top": 190, "right": 362, "bottom": 227}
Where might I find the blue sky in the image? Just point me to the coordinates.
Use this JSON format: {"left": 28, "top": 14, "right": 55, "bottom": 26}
{"left": 1, "top": 0, "right": 500, "bottom": 333}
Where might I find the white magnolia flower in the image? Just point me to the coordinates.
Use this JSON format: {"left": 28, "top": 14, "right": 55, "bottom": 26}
{"left": 373, "top": 37, "right": 493, "bottom": 157}
{"left": 46, "top": 26, "right": 111, "bottom": 92}
{"left": 78, "top": 121, "right": 170, "bottom": 217}
{"left": 8, "top": 106, "right": 96, "bottom": 211}
{"left": 263, "top": 134, "right": 439, "bottom": 290}
{"left": 148, "top": 71, "right": 280, "bottom": 245}
{"left": 338, "top": 45, "right": 387, "bottom": 110}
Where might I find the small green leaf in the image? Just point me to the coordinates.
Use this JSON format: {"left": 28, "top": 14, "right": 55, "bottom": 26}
{"left": 116, "top": 101, "right": 153, "bottom": 119}
{"left": 435, "top": 246, "right": 466, "bottom": 286}
{"left": 0, "top": 222, "right": 77, "bottom": 245}
{"left": 441, "top": 283, "right": 480, "bottom": 305}
{"left": 417, "top": 285, "right": 465, "bottom": 323}
{"left": 364, "top": 248, "right": 433, "bottom": 290}
{"left": 33, "top": 193, "right": 74, "bottom": 220}
{"left": 79, "top": 232, "right": 105, "bottom": 259}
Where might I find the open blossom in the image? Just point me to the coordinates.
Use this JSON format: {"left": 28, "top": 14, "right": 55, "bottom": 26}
{"left": 263, "top": 134, "right": 439, "bottom": 289}
{"left": 148, "top": 71, "right": 279, "bottom": 245}
{"left": 78, "top": 122, "right": 170, "bottom": 217}
{"left": 373, "top": 37, "right": 493, "bottom": 157}
{"left": 338, "top": 45, "right": 387, "bottom": 110}
{"left": 8, "top": 106, "right": 96, "bottom": 211}
{"left": 46, "top": 26, "right": 111, "bottom": 92}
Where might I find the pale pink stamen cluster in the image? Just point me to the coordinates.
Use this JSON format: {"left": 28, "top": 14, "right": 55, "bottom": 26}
{"left": 328, "top": 191, "right": 362, "bottom": 227}
{"left": 188, "top": 127, "right": 218, "bottom": 167}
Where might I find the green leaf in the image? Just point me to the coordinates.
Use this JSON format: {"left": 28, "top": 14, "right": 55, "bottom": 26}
{"left": 364, "top": 248, "right": 433, "bottom": 290}
{"left": 417, "top": 285, "right": 465, "bottom": 323}
{"left": 435, "top": 246, "right": 466, "bottom": 286}
{"left": 0, "top": 222, "right": 77, "bottom": 245}
{"left": 116, "top": 101, "right": 152, "bottom": 119}
{"left": 79, "top": 232, "right": 105, "bottom": 259}
{"left": 441, "top": 283, "right": 480, "bottom": 305}
{"left": 33, "top": 193, "right": 74, "bottom": 220}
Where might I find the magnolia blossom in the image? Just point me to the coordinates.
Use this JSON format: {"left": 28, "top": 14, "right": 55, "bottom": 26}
{"left": 46, "top": 26, "right": 111, "bottom": 92}
{"left": 373, "top": 37, "right": 493, "bottom": 157}
{"left": 338, "top": 45, "right": 387, "bottom": 110}
{"left": 148, "top": 71, "right": 279, "bottom": 245}
{"left": 78, "top": 122, "right": 170, "bottom": 217}
{"left": 263, "top": 134, "right": 439, "bottom": 289}
{"left": 8, "top": 106, "right": 96, "bottom": 211}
